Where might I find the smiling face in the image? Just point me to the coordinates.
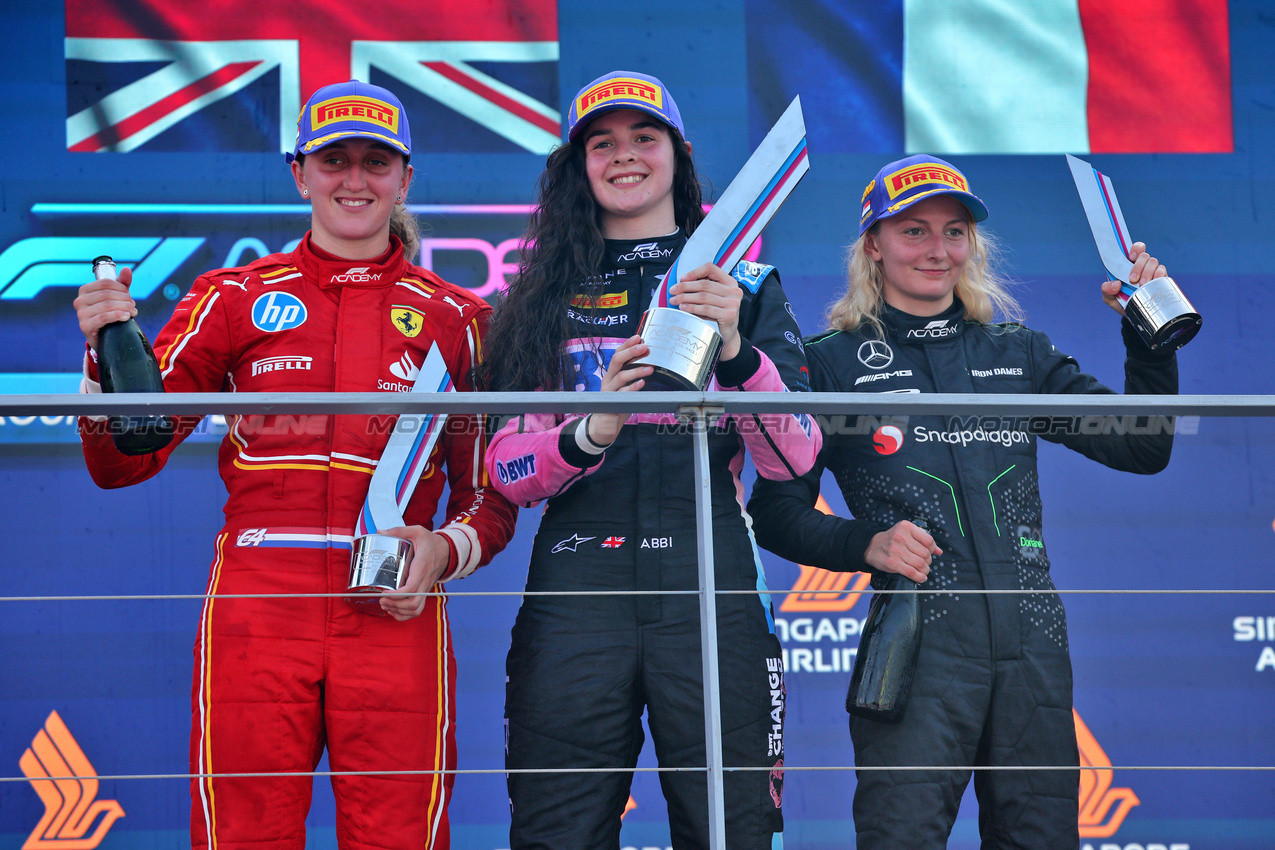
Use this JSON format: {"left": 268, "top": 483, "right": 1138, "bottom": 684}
{"left": 864, "top": 194, "right": 971, "bottom": 316}
{"left": 582, "top": 108, "right": 680, "bottom": 239}
{"left": 291, "top": 137, "right": 412, "bottom": 259}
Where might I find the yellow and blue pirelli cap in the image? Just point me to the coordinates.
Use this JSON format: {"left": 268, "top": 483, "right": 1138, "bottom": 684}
{"left": 566, "top": 70, "right": 685, "bottom": 142}
{"left": 859, "top": 154, "right": 988, "bottom": 236}
{"left": 287, "top": 80, "right": 410, "bottom": 163}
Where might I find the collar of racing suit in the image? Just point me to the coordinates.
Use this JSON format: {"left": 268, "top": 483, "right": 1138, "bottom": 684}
{"left": 881, "top": 297, "right": 967, "bottom": 344}
{"left": 293, "top": 231, "right": 408, "bottom": 290}
{"left": 599, "top": 228, "right": 686, "bottom": 274}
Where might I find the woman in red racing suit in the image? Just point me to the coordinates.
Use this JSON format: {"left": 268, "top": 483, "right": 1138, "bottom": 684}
{"left": 72, "top": 80, "right": 516, "bottom": 850}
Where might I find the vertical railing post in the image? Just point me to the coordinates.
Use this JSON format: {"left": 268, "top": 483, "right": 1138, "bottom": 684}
{"left": 681, "top": 403, "right": 727, "bottom": 848}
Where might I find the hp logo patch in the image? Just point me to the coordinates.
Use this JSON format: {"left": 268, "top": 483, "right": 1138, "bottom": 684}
{"left": 252, "top": 292, "right": 307, "bottom": 333}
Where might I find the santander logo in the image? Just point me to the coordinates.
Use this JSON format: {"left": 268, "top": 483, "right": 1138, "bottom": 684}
{"left": 873, "top": 425, "right": 904, "bottom": 455}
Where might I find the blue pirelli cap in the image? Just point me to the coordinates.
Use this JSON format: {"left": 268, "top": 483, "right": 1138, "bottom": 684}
{"left": 859, "top": 154, "right": 988, "bottom": 236}
{"left": 566, "top": 70, "right": 685, "bottom": 142}
{"left": 288, "top": 80, "right": 411, "bottom": 163}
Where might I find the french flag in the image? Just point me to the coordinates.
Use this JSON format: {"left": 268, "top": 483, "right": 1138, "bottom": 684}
{"left": 748, "top": 0, "right": 1231, "bottom": 154}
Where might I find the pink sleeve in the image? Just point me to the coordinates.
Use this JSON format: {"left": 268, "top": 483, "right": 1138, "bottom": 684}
{"left": 485, "top": 412, "right": 605, "bottom": 508}
{"left": 723, "top": 348, "right": 821, "bottom": 480}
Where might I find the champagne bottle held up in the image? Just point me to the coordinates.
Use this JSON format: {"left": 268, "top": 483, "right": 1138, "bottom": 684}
{"left": 92, "top": 256, "right": 175, "bottom": 455}
{"left": 845, "top": 518, "right": 927, "bottom": 722}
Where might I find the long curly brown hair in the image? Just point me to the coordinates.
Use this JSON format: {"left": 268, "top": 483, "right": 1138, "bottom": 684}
{"left": 478, "top": 127, "right": 705, "bottom": 392}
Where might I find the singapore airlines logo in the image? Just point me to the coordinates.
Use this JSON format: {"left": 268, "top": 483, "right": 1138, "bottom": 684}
{"left": 779, "top": 495, "right": 872, "bottom": 612}
{"left": 19, "top": 711, "right": 124, "bottom": 849}
{"left": 1074, "top": 709, "right": 1140, "bottom": 837}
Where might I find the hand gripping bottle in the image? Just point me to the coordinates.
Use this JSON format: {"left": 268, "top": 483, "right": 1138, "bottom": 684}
{"left": 92, "top": 256, "right": 175, "bottom": 455}
{"left": 845, "top": 518, "right": 927, "bottom": 722}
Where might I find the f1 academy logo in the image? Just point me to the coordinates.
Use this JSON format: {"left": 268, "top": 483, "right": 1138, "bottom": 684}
{"left": 906, "top": 318, "right": 958, "bottom": 339}
{"left": 616, "top": 241, "right": 673, "bottom": 262}
{"left": 330, "top": 267, "right": 382, "bottom": 284}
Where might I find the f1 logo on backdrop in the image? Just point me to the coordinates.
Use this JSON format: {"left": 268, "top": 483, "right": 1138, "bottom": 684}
{"left": 0, "top": 237, "right": 205, "bottom": 301}
{"left": 19, "top": 711, "right": 124, "bottom": 849}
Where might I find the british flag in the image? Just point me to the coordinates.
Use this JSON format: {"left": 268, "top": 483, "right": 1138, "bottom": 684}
{"left": 600, "top": 536, "right": 626, "bottom": 549}
{"left": 64, "top": 0, "right": 560, "bottom": 155}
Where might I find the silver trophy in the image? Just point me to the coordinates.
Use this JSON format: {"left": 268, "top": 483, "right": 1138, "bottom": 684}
{"left": 346, "top": 534, "right": 415, "bottom": 610}
{"left": 346, "top": 343, "right": 452, "bottom": 611}
{"left": 636, "top": 307, "right": 723, "bottom": 391}
{"left": 1122, "top": 276, "right": 1201, "bottom": 352}
{"left": 1067, "top": 154, "right": 1201, "bottom": 352}
{"left": 634, "top": 97, "right": 810, "bottom": 390}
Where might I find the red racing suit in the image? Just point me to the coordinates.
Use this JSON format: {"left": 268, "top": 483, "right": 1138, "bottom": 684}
{"left": 78, "top": 233, "right": 517, "bottom": 850}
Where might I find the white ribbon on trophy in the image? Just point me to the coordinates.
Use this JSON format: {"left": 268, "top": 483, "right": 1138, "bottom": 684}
{"left": 1066, "top": 154, "right": 1200, "bottom": 351}
{"left": 635, "top": 96, "right": 811, "bottom": 389}
{"left": 347, "top": 342, "right": 454, "bottom": 606}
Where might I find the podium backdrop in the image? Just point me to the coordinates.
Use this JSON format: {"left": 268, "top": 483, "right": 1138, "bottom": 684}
{"left": 2, "top": 2, "right": 1272, "bottom": 849}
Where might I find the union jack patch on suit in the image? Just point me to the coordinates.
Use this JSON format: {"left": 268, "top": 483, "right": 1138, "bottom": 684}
{"left": 600, "top": 536, "right": 626, "bottom": 549}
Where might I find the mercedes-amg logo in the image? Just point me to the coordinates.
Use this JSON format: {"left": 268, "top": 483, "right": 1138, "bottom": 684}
{"left": 858, "top": 340, "right": 894, "bottom": 370}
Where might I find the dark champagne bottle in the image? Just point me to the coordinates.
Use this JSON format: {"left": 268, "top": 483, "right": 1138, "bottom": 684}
{"left": 93, "top": 256, "right": 175, "bottom": 455}
{"left": 845, "top": 518, "right": 927, "bottom": 722}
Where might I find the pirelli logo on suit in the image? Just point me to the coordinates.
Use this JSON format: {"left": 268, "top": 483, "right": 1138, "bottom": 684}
{"left": 569, "top": 291, "right": 629, "bottom": 310}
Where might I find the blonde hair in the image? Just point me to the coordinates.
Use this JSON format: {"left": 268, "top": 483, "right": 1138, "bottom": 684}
{"left": 825, "top": 219, "right": 1023, "bottom": 336}
{"left": 390, "top": 201, "right": 421, "bottom": 262}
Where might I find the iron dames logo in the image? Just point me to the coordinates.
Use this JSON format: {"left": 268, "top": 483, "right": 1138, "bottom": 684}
{"left": 251, "top": 292, "right": 307, "bottom": 332}
{"left": 311, "top": 96, "right": 399, "bottom": 133}
{"left": 885, "top": 162, "right": 968, "bottom": 199}
{"left": 19, "top": 711, "right": 125, "bottom": 848}
{"left": 857, "top": 340, "right": 894, "bottom": 370}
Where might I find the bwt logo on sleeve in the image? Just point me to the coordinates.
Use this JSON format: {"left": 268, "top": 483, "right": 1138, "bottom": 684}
{"left": 252, "top": 292, "right": 307, "bottom": 332}
{"left": 495, "top": 453, "right": 537, "bottom": 485}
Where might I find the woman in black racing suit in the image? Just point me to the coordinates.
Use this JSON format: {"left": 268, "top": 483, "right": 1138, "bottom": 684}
{"left": 747, "top": 154, "right": 1179, "bottom": 849}
{"left": 478, "top": 70, "right": 819, "bottom": 849}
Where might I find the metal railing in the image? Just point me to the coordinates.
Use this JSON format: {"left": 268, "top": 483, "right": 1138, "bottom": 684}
{"left": 3, "top": 390, "right": 1274, "bottom": 849}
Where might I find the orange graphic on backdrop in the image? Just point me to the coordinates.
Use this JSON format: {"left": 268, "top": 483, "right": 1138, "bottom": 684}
{"left": 19, "top": 711, "right": 124, "bottom": 849}
{"left": 1075, "top": 709, "right": 1140, "bottom": 837}
{"left": 778, "top": 495, "right": 872, "bottom": 612}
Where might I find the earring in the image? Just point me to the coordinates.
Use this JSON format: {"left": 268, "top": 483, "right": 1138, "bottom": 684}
{"left": 302, "top": 189, "right": 308, "bottom": 196}
{"left": 396, "top": 196, "right": 402, "bottom": 203}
